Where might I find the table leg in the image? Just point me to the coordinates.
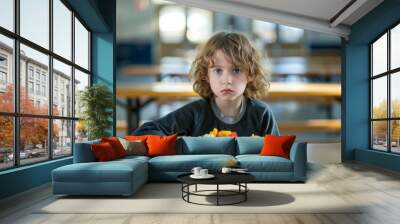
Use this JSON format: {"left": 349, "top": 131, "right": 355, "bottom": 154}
{"left": 217, "top": 184, "right": 219, "bottom": 206}
{"left": 195, "top": 184, "right": 197, "bottom": 192}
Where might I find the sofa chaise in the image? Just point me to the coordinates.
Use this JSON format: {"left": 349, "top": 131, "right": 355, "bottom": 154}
{"left": 52, "top": 137, "right": 307, "bottom": 196}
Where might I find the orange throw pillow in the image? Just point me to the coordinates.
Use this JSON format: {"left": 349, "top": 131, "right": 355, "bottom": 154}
{"left": 101, "top": 137, "right": 127, "bottom": 158}
{"left": 91, "top": 142, "right": 117, "bottom": 161}
{"left": 260, "top": 135, "right": 296, "bottom": 159}
{"left": 146, "top": 134, "right": 177, "bottom": 157}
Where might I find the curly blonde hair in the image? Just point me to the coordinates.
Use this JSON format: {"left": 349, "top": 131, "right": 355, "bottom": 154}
{"left": 189, "top": 32, "right": 270, "bottom": 99}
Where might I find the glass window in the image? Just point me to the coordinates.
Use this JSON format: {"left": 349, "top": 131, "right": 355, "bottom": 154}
{"left": 53, "top": 0, "right": 72, "bottom": 60}
{"left": 20, "top": 44, "right": 49, "bottom": 115}
{"left": 74, "top": 17, "right": 89, "bottom": 70}
{"left": 186, "top": 8, "right": 212, "bottom": 43}
{"left": 391, "top": 24, "right": 400, "bottom": 70}
{"left": 0, "top": 55, "right": 7, "bottom": 67}
{"left": 370, "top": 25, "right": 400, "bottom": 154}
{"left": 372, "top": 121, "right": 388, "bottom": 151}
{"left": 0, "top": 0, "right": 91, "bottom": 170}
{"left": 74, "top": 69, "right": 89, "bottom": 118}
{"left": 372, "top": 33, "right": 387, "bottom": 76}
{"left": 19, "top": 117, "right": 49, "bottom": 165}
{"left": 20, "top": 0, "right": 49, "bottom": 49}
{"left": 0, "top": 34, "right": 14, "bottom": 113}
{"left": 0, "top": 116, "right": 14, "bottom": 170}
{"left": 75, "top": 120, "right": 88, "bottom": 143}
{"left": 391, "top": 72, "right": 400, "bottom": 118}
{"left": 0, "top": 0, "right": 14, "bottom": 32}
{"left": 372, "top": 77, "right": 387, "bottom": 119}
{"left": 391, "top": 120, "right": 400, "bottom": 153}
{"left": 159, "top": 6, "right": 186, "bottom": 43}
{"left": 53, "top": 59, "right": 72, "bottom": 116}
{"left": 53, "top": 119, "right": 72, "bottom": 158}
{"left": 42, "top": 85, "right": 46, "bottom": 96}
{"left": 28, "top": 67, "right": 34, "bottom": 79}
{"left": 28, "top": 81, "right": 34, "bottom": 94}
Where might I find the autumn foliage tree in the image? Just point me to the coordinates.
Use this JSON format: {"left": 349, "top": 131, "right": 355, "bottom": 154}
{"left": 0, "top": 84, "right": 59, "bottom": 151}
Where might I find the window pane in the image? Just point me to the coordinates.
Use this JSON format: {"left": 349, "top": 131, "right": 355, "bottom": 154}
{"left": 372, "top": 33, "right": 387, "bottom": 76}
{"left": 53, "top": 59, "right": 72, "bottom": 117}
{"left": 20, "top": 0, "right": 49, "bottom": 49}
{"left": 391, "top": 120, "right": 400, "bottom": 153}
{"left": 20, "top": 44, "right": 49, "bottom": 115}
{"left": 187, "top": 8, "right": 212, "bottom": 43}
{"left": 372, "top": 77, "right": 387, "bottom": 119}
{"left": 159, "top": 6, "right": 185, "bottom": 43}
{"left": 53, "top": 0, "right": 72, "bottom": 60}
{"left": 391, "top": 24, "right": 400, "bottom": 70}
{"left": 372, "top": 121, "right": 387, "bottom": 151}
{"left": 391, "top": 72, "right": 400, "bottom": 118}
{"left": 74, "top": 18, "right": 89, "bottom": 70}
{"left": 20, "top": 117, "right": 49, "bottom": 165}
{"left": 0, "top": 0, "right": 14, "bottom": 31}
{"left": 75, "top": 120, "right": 88, "bottom": 143}
{"left": 74, "top": 69, "right": 89, "bottom": 118}
{"left": 0, "top": 34, "right": 14, "bottom": 112}
{"left": 53, "top": 119, "right": 72, "bottom": 158}
{"left": 0, "top": 116, "right": 13, "bottom": 170}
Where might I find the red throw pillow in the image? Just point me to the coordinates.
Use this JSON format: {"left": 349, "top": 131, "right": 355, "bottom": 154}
{"left": 146, "top": 134, "right": 177, "bottom": 157}
{"left": 260, "top": 135, "right": 296, "bottom": 159}
{"left": 91, "top": 142, "right": 117, "bottom": 161}
{"left": 101, "top": 137, "right": 126, "bottom": 158}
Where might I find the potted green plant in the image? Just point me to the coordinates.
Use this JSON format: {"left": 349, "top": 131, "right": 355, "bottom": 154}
{"left": 79, "top": 84, "right": 113, "bottom": 140}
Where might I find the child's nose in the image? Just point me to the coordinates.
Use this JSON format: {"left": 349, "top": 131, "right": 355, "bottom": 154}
{"left": 222, "top": 73, "right": 233, "bottom": 84}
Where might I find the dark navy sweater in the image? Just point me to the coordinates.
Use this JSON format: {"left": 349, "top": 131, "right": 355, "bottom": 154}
{"left": 132, "top": 97, "right": 280, "bottom": 137}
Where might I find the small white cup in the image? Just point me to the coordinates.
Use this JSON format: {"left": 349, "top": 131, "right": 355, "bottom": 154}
{"left": 191, "top": 167, "right": 202, "bottom": 176}
{"left": 221, "top": 167, "right": 232, "bottom": 174}
{"left": 199, "top": 169, "right": 208, "bottom": 176}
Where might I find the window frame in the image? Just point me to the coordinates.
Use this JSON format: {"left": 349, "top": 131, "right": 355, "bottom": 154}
{"left": 370, "top": 19, "right": 400, "bottom": 154}
{"left": 0, "top": 0, "right": 92, "bottom": 171}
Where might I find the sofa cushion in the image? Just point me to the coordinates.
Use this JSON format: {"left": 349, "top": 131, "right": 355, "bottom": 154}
{"left": 236, "top": 137, "right": 264, "bottom": 155}
{"left": 52, "top": 158, "right": 147, "bottom": 183}
{"left": 236, "top": 155, "right": 293, "bottom": 172}
{"left": 177, "top": 137, "right": 236, "bottom": 155}
{"left": 148, "top": 154, "right": 235, "bottom": 172}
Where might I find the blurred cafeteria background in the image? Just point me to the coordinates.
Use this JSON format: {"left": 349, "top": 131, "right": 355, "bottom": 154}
{"left": 116, "top": 0, "right": 341, "bottom": 142}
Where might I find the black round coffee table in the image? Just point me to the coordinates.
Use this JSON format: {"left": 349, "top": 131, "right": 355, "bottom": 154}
{"left": 177, "top": 172, "right": 255, "bottom": 206}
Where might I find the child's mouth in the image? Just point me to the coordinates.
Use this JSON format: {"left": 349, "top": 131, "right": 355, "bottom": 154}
{"left": 221, "top": 89, "right": 234, "bottom": 95}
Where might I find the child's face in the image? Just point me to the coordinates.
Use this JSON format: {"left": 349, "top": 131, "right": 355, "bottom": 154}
{"left": 207, "top": 50, "right": 248, "bottom": 101}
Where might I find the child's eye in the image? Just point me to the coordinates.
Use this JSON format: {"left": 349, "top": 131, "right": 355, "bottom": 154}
{"left": 233, "top": 68, "right": 241, "bottom": 74}
{"left": 213, "top": 68, "right": 223, "bottom": 74}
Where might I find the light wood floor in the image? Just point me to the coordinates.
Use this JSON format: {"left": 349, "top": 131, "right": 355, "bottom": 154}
{"left": 1, "top": 162, "right": 400, "bottom": 224}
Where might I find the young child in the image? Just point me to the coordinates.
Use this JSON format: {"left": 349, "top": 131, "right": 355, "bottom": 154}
{"left": 133, "top": 32, "right": 279, "bottom": 137}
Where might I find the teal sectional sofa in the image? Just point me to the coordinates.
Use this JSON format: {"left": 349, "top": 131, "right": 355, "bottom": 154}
{"left": 52, "top": 137, "right": 307, "bottom": 196}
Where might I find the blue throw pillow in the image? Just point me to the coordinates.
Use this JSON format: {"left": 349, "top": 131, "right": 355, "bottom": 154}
{"left": 177, "top": 137, "right": 236, "bottom": 155}
{"left": 73, "top": 139, "right": 100, "bottom": 163}
{"left": 236, "top": 137, "right": 264, "bottom": 155}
